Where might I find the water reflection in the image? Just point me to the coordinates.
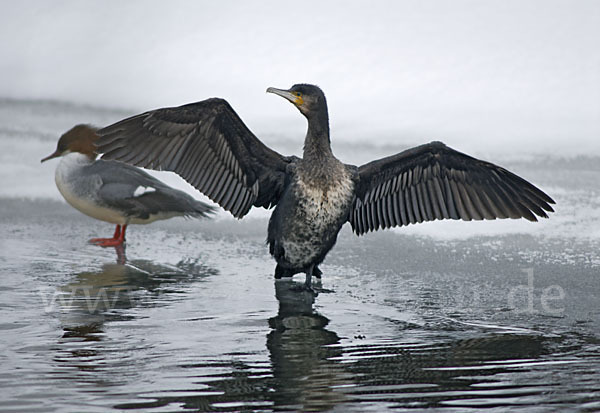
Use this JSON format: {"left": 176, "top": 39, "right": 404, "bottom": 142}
{"left": 113, "top": 244, "right": 126, "bottom": 265}
{"left": 53, "top": 257, "right": 218, "bottom": 382}
{"left": 110, "top": 278, "right": 599, "bottom": 412}
{"left": 339, "top": 333, "right": 556, "bottom": 408}
{"left": 266, "top": 281, "right": 352, "bottom": 411}
{"left": 114, "top": 279, "right": 351, "bottom": 411}
{"left": 58, "top": 256, "right": 217, "bottom": 325}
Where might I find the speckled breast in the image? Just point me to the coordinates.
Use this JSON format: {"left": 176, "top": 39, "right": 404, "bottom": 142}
{"left": 278, "top": 166, "right": 355, "bottom": 268}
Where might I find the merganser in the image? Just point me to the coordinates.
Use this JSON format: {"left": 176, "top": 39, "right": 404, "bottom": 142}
{"left": 41, "top": 124, "right": 215, "bottom": 247}
{"left": 96, "top": 84, "right": 555, "bottom": 289}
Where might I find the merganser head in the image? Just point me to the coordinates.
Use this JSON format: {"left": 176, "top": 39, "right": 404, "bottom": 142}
{"left": 266, "top": 83, "right": 328, "bottom": 120}
{"left": 41, "top": 124, "right": 99, "bottom": 162}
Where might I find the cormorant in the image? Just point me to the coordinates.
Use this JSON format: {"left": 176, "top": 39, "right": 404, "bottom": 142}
{"left": 97, "top": 84, "right": 554, "bottom": 287}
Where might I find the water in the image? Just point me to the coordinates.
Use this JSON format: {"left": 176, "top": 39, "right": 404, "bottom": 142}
{"left": 1, "top": 99, "right": 599, "bottom": 411}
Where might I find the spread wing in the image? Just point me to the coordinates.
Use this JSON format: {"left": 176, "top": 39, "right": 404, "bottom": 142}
{"left": 96, "top": 98, "right": 290, "bottom": 218}
{"left": 349, "top": 141, "right": 555, "bottom": 235}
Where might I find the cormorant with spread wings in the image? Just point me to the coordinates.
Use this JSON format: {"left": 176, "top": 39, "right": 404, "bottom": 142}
{"left": 97, "top": 84, "right": 554, "bottom": 290}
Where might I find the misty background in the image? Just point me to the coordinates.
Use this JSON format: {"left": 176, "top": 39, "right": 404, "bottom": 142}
{"left": 1, "top": 0, "right": 598, "bottom": 156}
{"left": 0, "top": 0, "right": 599, "bottom": 238}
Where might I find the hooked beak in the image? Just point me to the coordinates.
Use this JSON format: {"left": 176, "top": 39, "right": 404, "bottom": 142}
{"left": 266, "top": 87, "right": 303, "bottom": 106}
{"left": 41, "top": 149, "right": 61, "bottom": 163}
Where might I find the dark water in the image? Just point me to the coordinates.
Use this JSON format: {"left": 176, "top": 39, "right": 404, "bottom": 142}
{"left": 1, "top": 99, "right": 600, "bottom": 411}
{"left": 1, "top": 197, "right": 599, "bottom": 412}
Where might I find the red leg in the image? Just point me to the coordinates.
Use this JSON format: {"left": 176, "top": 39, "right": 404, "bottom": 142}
{"left": 89, "top": 225, "right": 126, "bottom": 247}
{"left": 119, "top": 225, "right": 127, "bottom": 243}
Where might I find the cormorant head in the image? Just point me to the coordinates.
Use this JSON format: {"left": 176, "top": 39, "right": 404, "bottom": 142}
{"left": 267, "top": 83, "right": 327, "bottom": 119}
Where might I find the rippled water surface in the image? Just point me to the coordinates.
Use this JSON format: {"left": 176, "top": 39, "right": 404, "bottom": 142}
{"left": 1, "top": 100, "right": 599, "bottom": 411}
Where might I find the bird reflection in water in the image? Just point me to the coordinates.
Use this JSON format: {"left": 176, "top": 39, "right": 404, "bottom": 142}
{"left": 53, "top": 261, "right": 143, "bottom": 381}
{"left": 113, "top": 244, "right": 126, "bottom": 265}
{"left": 267, "top": 280, "right": 353, "bottom": 411}
{"left": 58, "top": 256, "right": 216, "bottom": 329}
{"left": 54, "top": 257, "right": 217, "bottom": 380}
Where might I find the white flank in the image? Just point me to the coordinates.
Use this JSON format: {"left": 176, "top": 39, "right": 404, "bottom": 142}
{"left": 55, "top": 153, "right": 125, "bottom": 224}
{"left": 133, "top": 186, "right": 156, "bottom": 197}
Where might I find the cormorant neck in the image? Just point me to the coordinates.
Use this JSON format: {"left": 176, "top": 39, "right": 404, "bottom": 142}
{"left": 303, "top": 108, "right": 332, "bottom": 160}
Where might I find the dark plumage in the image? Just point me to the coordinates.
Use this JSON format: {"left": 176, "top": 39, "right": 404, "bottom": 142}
{"left": 97, "top": 84, "right": 554, "bottom": 288}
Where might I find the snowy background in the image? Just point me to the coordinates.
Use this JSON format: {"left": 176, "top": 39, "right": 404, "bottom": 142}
{"left": 1, "top": 0, "right": 598, "bottom": 156}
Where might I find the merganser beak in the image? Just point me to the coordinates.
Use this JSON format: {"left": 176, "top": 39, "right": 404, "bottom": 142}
{"left": 41, "top": 149, "right": 62, "bottom": 163}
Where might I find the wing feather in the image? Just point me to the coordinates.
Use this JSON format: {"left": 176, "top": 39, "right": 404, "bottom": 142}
{"left": 405, "top": 190, "right": 416, "bottom": 224}
{"left": 397, "top": 190, "right": 408, "bottom": 225}
{"left": 349, "top": 141, "right": 555, "bottom": 235}
{"left": 97, "top": 98, "right": 290, "bottom": 218}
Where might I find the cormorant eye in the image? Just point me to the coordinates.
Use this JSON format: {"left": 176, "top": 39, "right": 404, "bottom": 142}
{"left": 296, "top": 92, "right": 302, "bottom": 97}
